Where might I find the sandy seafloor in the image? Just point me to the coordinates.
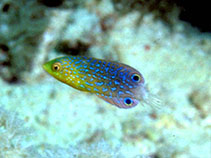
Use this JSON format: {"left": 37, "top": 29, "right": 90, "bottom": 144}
{"left": 0, "top": 0, "right": 211, "bottom": 158}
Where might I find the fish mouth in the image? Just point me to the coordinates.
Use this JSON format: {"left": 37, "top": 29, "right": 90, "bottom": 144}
{"left": 42, "top": 63, "right": 49, "bottom": 72}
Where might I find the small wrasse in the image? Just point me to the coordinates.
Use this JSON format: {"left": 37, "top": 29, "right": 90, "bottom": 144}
{"left": 43, "top": 56, "right": 159, "bottom": 109}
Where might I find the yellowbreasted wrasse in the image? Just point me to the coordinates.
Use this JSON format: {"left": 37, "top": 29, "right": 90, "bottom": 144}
{"left": 43, "top": 56, "right": 157, "bottom": 109}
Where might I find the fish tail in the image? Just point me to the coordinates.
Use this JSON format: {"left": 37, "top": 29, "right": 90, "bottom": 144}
{"left": 140, "top": 85, "right": 162, "bottom": 110}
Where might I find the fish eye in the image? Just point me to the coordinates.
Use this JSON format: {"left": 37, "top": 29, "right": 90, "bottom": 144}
{"left": 124, "top": 97, "right": 133, "bottom": 106}
{"left": 52, "top": 62, "right": 61, "bottom": 72}
{"left": 131, "top": 74, "right": 141, "bottom": 82}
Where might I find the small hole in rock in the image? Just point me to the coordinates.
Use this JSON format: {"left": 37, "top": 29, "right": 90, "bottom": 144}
{"left": 38, "top": 0, "right": 64, "bottom": 7}
{"left": 2, "top": 3, "right": 10, "bottom": 12}
{"left": 8, "top": 76, "right": 19, "bottom": 84}
{"left": 0, "top": 44, "right": 9, "bottom": 52}
{"left": 56, "top": 41, "right": 90, "bottom": 56}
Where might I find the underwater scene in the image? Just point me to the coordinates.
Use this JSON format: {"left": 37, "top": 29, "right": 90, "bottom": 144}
{"left": 0, "top": 0, "right": 210, "bottom": 158}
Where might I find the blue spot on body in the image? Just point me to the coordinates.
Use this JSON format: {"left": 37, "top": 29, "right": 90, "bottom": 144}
{"left": 76, "top": 65, "right": 83, "bottom": 69}
{"left": 95, "top": 69, "right": 100, "bottom": 72}
{"left": 85, "top": 82, "right": 94, "bottom": 86}
{"left": 119, "top": 72, "right": 124, "bottom": 77}
{"left": 122, "top": 73, "right": 127, "bottom": 81}
{"left": 109, "top": 68, "right": 114, "bottom": 73}
{"left": 93, "top": 75, "right": 97, "bottom": 78}
{"left": 94, "top": 88, "right": 99, "bottom": 91}
{"left": 107, "top": 81, "right": 112, "bottom": 86}
{"left": 89, "top": 67, "right": 95, "bottom": 70}
{"left": 105, "top": 67, "right": 109, "bottom": 72}
{"left": 102, "top": 61, "right": 106, "bottom": 67}
{"left": 95, "top": 82, "right": 104, "bottom": 86}
{"left": 91, "top": 60, "right": 97, "bottom": 65}
{"left": 125, "top": 90, "right": 134, "bottom": 95}
{"left": 75, "top": 60, "right": 82, "bottom": 64}
{"left": 124, "top": 71, "right": 129, "bottom": 76}
{"left": 116, "top": 67, "right": 123, "bottom": 71}
{"left": 79, "top": 71, "right": 85, "bottom": 75}
{"left": 114, "top": 80, "right": 120, "bottom": 85}
{"left": 111, "top": 87, "right": 116, "bottom": 91}
{"left": 80, "top": 85, "right": 85, "bottom": 88}
{"left": 82, "top": 76, "right": 86, "bottom": 80}
{"left": 102, "top": 88, "right": 108, "bottom": 92}
{"left": 118, "top": 91, "right": 124, "bottom": 95}
{"left": 87, "top": 58, "right": 92, "bottom": 62}
{"left": 120, "top": 85, "right": 124, "bottom": 88}
{"left": 99, "top": 74, "right": 106, "bottom": 79}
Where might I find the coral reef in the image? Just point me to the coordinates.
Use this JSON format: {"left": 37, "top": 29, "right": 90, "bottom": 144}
{"left": 0, "top": 107, "right": 40, "bottom": 158}
{"left": 0, "top": 0, "right": 49, "bottom": 82}
{"left": 0, "top": 107, "right": 125, "bottom": 158}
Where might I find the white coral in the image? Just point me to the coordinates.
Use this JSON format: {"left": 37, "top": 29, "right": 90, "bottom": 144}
{"left": 0, "top": 107, "right": 40, "bottom": 158}
{"left": 0, "top": 107, "right": 124, "bottom": 158}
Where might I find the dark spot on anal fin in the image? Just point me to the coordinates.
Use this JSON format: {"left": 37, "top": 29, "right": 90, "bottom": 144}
{"left": 125, "top": 98, "right": 132, "bottom": 104}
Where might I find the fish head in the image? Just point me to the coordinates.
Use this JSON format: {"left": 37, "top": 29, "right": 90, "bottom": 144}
{"left": 43, "top": 57, "right": 69, "bottom": 83}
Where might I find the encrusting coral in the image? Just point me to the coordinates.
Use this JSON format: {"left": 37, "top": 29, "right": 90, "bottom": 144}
{"left": 0, "top": 106, "right": 125, "bottom": 158}
{"left": 0, "top": 107, "right": 40, "bottom": 158}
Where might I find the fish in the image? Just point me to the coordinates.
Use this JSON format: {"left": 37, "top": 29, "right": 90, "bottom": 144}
{"left": 43, "top": 56, "right": 158, "bottom": 109}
